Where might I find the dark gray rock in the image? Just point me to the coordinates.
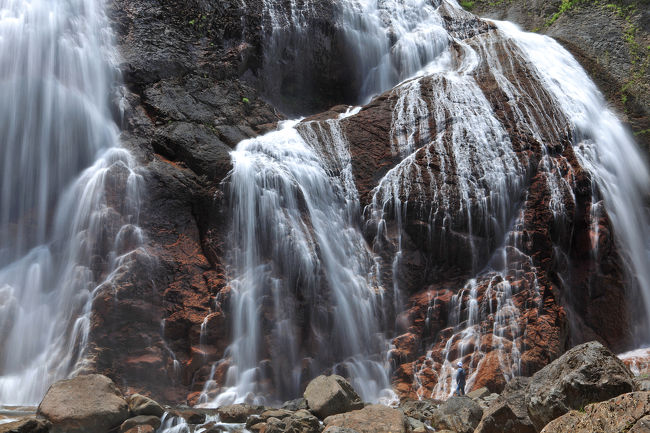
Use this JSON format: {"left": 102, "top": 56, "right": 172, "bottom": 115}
{"left": 399, "top": 399, "right": 439, "bottom": 422}
{"left": 430, "top": 396, "right": 483, "bottom": 433}
{"left": 282, "top": 398, "right": 309, "bottom": 412}
{"left": 526, "top": 341, "right": 637, "bottom": 431}
{"left": 475, "top": 377, "right": 535, "bottom": 433}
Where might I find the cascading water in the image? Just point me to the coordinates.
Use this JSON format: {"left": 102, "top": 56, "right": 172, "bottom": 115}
{"left": 0, "top": 0, "right": 145, "bottom": 405}
{"left": 199, "top": 115, "right": 395, "bottom": 406}
{"left": 202, "top": 0, "right": 649, "bottom": 407}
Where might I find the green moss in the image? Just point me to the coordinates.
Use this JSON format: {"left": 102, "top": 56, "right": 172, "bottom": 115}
{"left": 460, "top": 1, "right": 475, "bottom": 10}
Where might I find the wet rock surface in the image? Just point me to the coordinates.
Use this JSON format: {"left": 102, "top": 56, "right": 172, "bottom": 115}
{"left": 472, "top": 0, "right": 650, "bottom": 151}
{"left": 85, "top": 0, "right": 647, "bottom": 408}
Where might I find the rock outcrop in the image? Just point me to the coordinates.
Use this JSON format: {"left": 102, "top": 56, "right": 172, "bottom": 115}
{"left": 85, "top": 0, "right": 646, "bottom": 406}
{"left": 526, "top": 341, "right": 637, "bottom": 431}
{"left": 540, "top": 391, "right": 650, "bottom": 433}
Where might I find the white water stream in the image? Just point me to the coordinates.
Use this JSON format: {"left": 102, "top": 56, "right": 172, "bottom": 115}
{"left": 0, "top": 0, "right": 145, "bottom": 405}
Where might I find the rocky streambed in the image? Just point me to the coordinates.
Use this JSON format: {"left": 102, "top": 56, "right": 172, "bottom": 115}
{"left": 2, "top": 342, "right": 649, "bottom": 433}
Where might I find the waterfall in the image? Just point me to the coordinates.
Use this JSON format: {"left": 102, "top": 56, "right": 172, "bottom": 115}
{"left": 199, "top": 116, "right": 395, "bottom": 406}
{"left": 0, "top": 0, "right": 145, "bottom": 405}
{"left": 204, "top": 0, "right": 650, "bottom": 405}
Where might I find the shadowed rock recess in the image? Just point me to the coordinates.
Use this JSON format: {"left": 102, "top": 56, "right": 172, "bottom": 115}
{"left": 72, "top": 0, "right": 650, "bottom": 409}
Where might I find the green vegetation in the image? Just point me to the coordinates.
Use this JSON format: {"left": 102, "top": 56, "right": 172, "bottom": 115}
{"left": 460, "top": 1, "right": 475, "bottom": 10}
{"left": 242, "top": 97, "right": 250, "bottom": 104}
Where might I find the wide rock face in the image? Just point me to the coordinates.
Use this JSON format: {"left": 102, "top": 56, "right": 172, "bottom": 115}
{"left": 88, "top": 0, "right": 645, "bottom": 406}
{"left": 526, "top": 341, "right": 637, "bottom": 431}
{"left": 301, "top": 14, "right": 633, "bottom": 399}
{"left": 541, "top": 391, "right": 650, "bottom": 433}
{"left": 37, "top": 374, "right": 129, "bottom": 433}
{"left": 303, "top": 375, "right": 364, "bottom": 419}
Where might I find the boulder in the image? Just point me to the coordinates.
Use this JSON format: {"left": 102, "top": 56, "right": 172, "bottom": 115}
{"left": 264, "top": 410, "right": 322, "bottom": 433}
{"left": 399, "top": 399, "right": 439, "bottom": 421}
{"left": 540, "top": 391, "right": 650, "bottom": 433}
{"left": 475, "top": 378, "right": 535, "bottom": 433}
{"left": 120, "top": 415, "right": 161, "bottom": 433}
{"left": 526, "top": 341, "right": 637, "bottom": 431}
{"left": 127, "top": 394, "right": 164, "bottom": 418}
{"left": 304, "top": 375, "right": 363, "bottom": 419}
{"left": 282, "top": 398, "right": 308, "bottom": 411}
{"left": 172, "top": 409, "right": 206, "bottom": 425}
{"left": 323, "top": 404, "right": 408, "bottom": 433}
{"left": 216, "top": 404, "right": 264, "bottom": 423}
{"left": 37, "top": 374, "right": 129, "bottom": 433}
{"left": 430, "top": 396, "right": 483, "bottom": 433}
{"left": 467, "top": 387, "right": 490, "bottom": 400}
{"left": 0, "top": 418, "right": 51, "bottom": 433}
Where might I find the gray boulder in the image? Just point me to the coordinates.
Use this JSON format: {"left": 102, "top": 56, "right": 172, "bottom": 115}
{"left": 37, "top": 374, "right": 129, "bottom": 433}
{"left": 526, "top": 341, "right": 637, "bottom": 431}
{"left": 264, "top": 409, "right": 322, "bottom": 433}
{"left": 430, "top": 396, "right": 483, "bottom": 433}
{"left": 127, "top": 394, "right": 164, "bottom": 418}
{"left": 399, "top": 399, "right": 439, "bottom": 421}
{"left": 475, "top": 378, "right": 535, "bottom": 433}
{"left": 304, "top": 375, "right": 363, "bottom": 419}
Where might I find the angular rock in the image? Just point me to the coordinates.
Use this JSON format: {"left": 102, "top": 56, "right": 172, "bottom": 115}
{"left": 216, "top": 404, "right": 264, "bottom": 423}
{"left": 120, "top": 415, "right": 161, "bottom": 433}
{"left": 322, "top": 429, "right": 358, "bottom": 433}
{"left": 467, "top": 387, "right": 490, "bottom": 400}
{"left": 265, "top": 410, "right": 322, "bottom": 433}
{"left": 526, "top": 341, "right": 637, "bottom": 431}
{"left": 37, "top": 374, "right": 129, "bottom": 433}
{"left": 304, "top": 375, "right": 363, "bottom": 419}
{"left": 171, "top": 409, "right": 207, "bottom": 425}
{"left": 323, "top": 405, "right": 407, "bottom": 433}
{"left": 475, "top": 379, "right": 535, "bottom": 433}
{"left": 282, "top": 398, "right": 308, "bottom": 411}
{"left": 540, "top": 391, "right": 650, "bottom": 433}
{"left": 127, "top": 394, "right": 165, "bottom": 418}
{"left": 430, "top": 396, "right": 483, "bottom": 433}
{"left": 399, "top": 399, "right": 439, "bottom": 421}
{"left": 0, "top": 418, "right": 51, "bottom": 433}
